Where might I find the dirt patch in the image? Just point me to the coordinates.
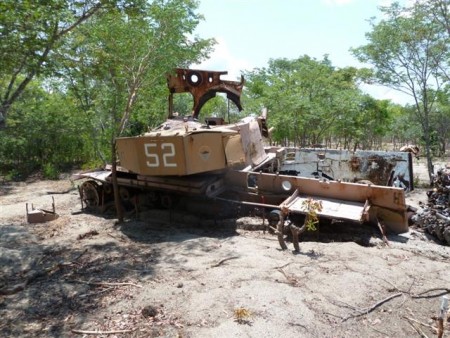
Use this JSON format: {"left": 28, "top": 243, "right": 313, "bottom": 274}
{"left": 1, "top": 169, "right": 450, "bottom": 337}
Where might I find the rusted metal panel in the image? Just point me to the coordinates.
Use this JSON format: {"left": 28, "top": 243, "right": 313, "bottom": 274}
{"left": 284, "top": 196, "right": 368, "bottom": 222}
{"left": 223, "top": 134, "right": 247, "bottom": 167}
{"left": 116, "top": 132, "right": 226, "bottom": 176}
{"left": 26, "top": 197, "right": 58, "bottom": 223}
{"left": 167, "top": 68, "right": 244, "bottom": 118}
{"left": 73, "top": 170, "right": 112, "bottom": 181}
{"left": 116, "top": 116, "right": 268, "bottom": 176}
{"left": 220, "top": 117, "right": 268, "bottom": 167}
{"left": 278, "top": 148, "right": 413, "bottom": 191}
{"left": 225, "top": 170, "right": 408, "bottom": 233}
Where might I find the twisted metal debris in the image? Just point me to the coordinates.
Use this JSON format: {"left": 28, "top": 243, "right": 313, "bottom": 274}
{"left": 412, "top": 168, "right": 450, "bottom": 245}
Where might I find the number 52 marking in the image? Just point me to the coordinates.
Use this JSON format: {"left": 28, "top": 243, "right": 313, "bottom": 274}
{"left": 144, "top": 142, "right": 177, "bottom": 168}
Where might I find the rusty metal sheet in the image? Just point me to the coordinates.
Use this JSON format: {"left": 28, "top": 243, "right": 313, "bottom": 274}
{"left": 278, "top": 148, "right": 413, "bottom": 190}
{"left": 167, "top": 68, "right": 244, "bottom": 118}
{"left": 73, "top": 170, "right": 112, "bottom": 182}
{"left": 232, "top": 117, "right": 267, "bottom": 167}
{"left": 225, "top": 170, "right": 408, "bottom": 233}
{"left": 116, "top": 132, "right": 226, "bottom": 176}
{"left": 223, "top": 134, "right": 246, "bottom": 167}
{"left": 284, "top": 196, "right": 367, "bottom": 222}
{"left": 26, "top": 209, "right": 59, "bottom": 223}
{"left": 26, "top": 197, "right": 58, "bottom": 223}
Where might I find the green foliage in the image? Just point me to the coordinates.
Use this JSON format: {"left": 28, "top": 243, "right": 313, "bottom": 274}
{"left": 0, "top": 78, "right": 89, "bottom": 177}
{"left": 1, "top": 0, "right": 448, "bottom": 182}
{"left": 59, "top": 0, "right": 214, "bottom": 152}
{"left": 387, "top": 104, "right": 422, "bottom": 146}
{"left": 43, "top": 163, "right": 60, "bottom": 180}
{"left": 301, "top": 198, "right": 323, "bottom": 232}
{"left": 243, "top": 55, "right": 388, "bottom": 149}
{"left": 351, "top": 0, "right": 450, "bottom": 181}
{"left": 0, "top": 0, "right": 213, "bottom": 178}
{"left": 0, "top": 0, "right": 149, "bottom": 126}
{"left": 5, "top": 169, "right": 22, "bottom": 182}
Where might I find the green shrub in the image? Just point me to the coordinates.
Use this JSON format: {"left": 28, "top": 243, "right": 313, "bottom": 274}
{"left": 5, "top": 169, "right": 22, "bottom": 182}
{"left": 43, "top": 163, "right": 60, "bottom": 180}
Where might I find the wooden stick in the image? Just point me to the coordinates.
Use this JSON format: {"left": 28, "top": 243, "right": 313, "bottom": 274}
{"left": 402, "top": 316, "right": 436, "bottom": 330}
{"left": 290, "top": 223, "right": 307, "bottom": 253}
{"left": 404, "top": 317, "right": 430, "bottom": 338}
{"left": 78, "top": 286, "right": 115, "bottom": 299}
{"left": 72, "top": 329, "right": 135, "bottom": 335}
{"left": 277, "top": 210, "right": 288, "bottom": 250}
{"left": 211, "top": 256, "right": 239, "bottom": 268}
{"left": 67, "top": 279, "right": 142, "bottom": 288}
{"left": 437, "top": 317, "right": 444, "bottom": 338}
{"left": 342, "top": 292, "right": 402, "bottom": 321}
{"left": 268, "top": 226, "right": 281, "bottom": 234}
{"left": 376, "top": 219, "right": 390, "bottom": 246}
{"left": 413, "top": 288, "right": 450, "bottom": 299}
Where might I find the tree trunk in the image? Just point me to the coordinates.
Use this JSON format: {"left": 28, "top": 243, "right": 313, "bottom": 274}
{"left": 111, "top": 140, "right": 124, "bottom": 223}
{"left": 277, "top": 212, "right": 288, "bottom": 250}
{"left": 0, "top": 102, "right": 10, "bottom": 129}
{"left": 422, "top": 118, "right": 435, "bottom": 184}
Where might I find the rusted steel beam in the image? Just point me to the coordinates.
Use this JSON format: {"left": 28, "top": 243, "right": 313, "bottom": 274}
{"left": 167, "top": 68, "right": 244, "bottom": 119}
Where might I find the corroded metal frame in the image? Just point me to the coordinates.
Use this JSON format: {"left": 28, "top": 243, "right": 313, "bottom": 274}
{"left": 167, "top": 68, "right": 244, "bottom": 119}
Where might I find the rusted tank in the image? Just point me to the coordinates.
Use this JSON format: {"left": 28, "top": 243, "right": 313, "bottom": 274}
{"left": 116, "top": 68, "right": 267, "bottom": 176}
{"left": 76, "top": 68, "right": 413, "bottom": 250}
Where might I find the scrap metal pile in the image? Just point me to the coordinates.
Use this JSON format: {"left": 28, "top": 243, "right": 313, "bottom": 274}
{"left": 412, "top": 167, "right": 450, "bottom": 245}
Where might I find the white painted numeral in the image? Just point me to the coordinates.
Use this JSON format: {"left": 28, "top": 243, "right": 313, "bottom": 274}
{"left": 161, "top": 143, "right": 176, "bottom": 167}
{"left": 144, "top": 142, "right": 177, "bottom": 168}
{"left": 144, "top": 143, "right": 159, "bottom": 167}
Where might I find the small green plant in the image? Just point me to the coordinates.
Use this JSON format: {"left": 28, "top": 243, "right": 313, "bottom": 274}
{"left": 43, "top": 163, "right": 60, "bottom": 180}
{"left": 5, "top": 169, "right": 21, "bottom": 181}
{"left": 301, "top": 198, "right": 323, "bottom": 231}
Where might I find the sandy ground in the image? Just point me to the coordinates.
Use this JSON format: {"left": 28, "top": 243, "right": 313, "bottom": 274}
{"left": 1, "top": 164, "right": 450, "bottom": 338}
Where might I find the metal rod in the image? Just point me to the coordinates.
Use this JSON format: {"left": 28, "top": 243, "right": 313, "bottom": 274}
{"left": 214, "top": 196, "right": 280, "bottom": 210}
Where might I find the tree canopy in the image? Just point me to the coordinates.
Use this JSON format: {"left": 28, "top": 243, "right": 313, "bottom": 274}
{"left": 0, "top": 0, "right": 151, "bottom": 127}
{"left": 352, "top": 0, "right": 450, "bottom": 181}
{"left": 0, "top": 0, "right": 214, "bottom": 178}
{"left": 242, "top": 55, "right": 392, "bottom": 150}
{"left": 1, "top": 0, "right": 450, "bottom": 185}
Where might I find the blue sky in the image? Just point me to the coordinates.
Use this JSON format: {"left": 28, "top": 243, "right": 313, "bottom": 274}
{"left": 193, "top": 0, "right": 412, "bottom": 104}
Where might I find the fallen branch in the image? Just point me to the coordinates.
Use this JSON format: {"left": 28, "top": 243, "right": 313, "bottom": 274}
{"left": 276, "top": 268, "right": 299, "bottom": 287}
{"left": 402, "top": 316, "right": 436, "bottom": 331}
{"left": 404, "top": 317, "right": 430, "bottom": 338}
{"left": 78, "top": 286, "right": 115, "bottom": 299}
{"left": 342, "top": 292, "right": 403, "bottom": 322}
{"left": 268, "top": 226, "right": 281, "bottom": 234}
{"left": 66, "top": 279, "right": 142, "bottom": 288}
{"left": 376, "top": 219, "right": 390, "bottom": 247}
{"left": 77, "top": 230, "right": 99, "bottom": 240}
{"left": 274, "top": 262, "right": 294, "bottom": 270}
{"left": 412, "top": 288, "right": 450, "bottom": 299}
{"left": 210, "top": 256, "right": 239, "bottom": 268}
{"left": 72, "top": 328, "right": 135, "bottom": 335}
